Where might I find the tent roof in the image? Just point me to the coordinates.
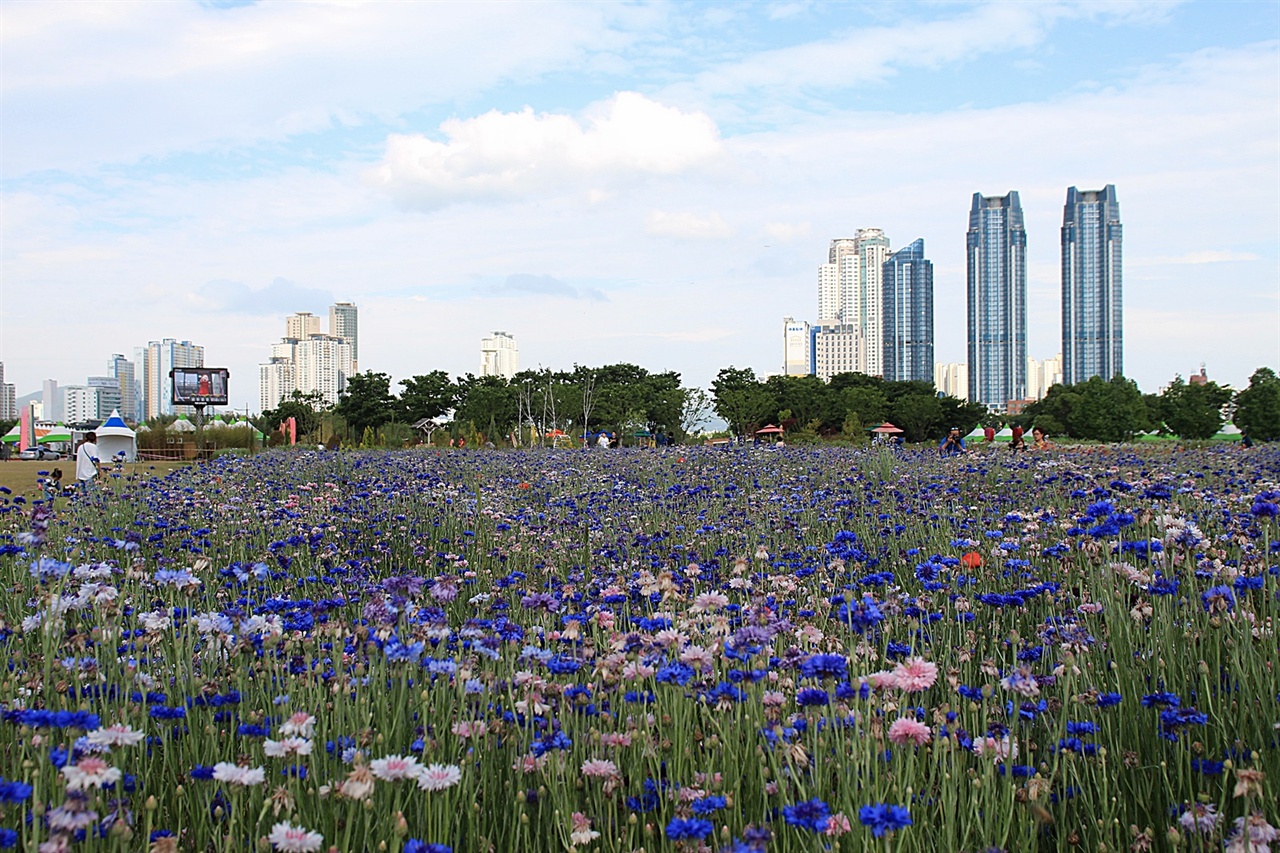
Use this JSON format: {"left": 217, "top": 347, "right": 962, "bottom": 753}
{"left": 2, "top": 424, "right": 18, "bottom": 443}
{"left": 97, "top": 410, "right": 136, "bottom": 438}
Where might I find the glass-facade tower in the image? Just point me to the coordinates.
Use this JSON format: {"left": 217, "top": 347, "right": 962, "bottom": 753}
{"left": 882, "top": 238, "right": 934, "bottom": 383}
{"left": 1061, "top": 185, "right": 1122, "bottom": 385}
{"left": 967, "top": 191, "right": 1027, "bottom": 410}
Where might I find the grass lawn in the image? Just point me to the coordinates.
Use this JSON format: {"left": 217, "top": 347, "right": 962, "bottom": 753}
{"left": 0, "top": 458, "right": 189, "bottom": 498}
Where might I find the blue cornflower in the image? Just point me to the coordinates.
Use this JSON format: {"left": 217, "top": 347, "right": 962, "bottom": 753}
{"left": 782, "top": 798, "right": 831, "bottom": 833}
{"left": 404, "top": 842, "right": 451, "bottom": 853}
{"left": 859, "top": 803, "right": 912, "bottom": 837}
{"left": 665, "top": 817, "right": 713, "bottom": 840}
{"left": 1200, "top": 585, "right": 1235, "bottom": 613}
{"left": 692, "top": 795, "right": 727, "bottom": 815}
{"left": 798, "top": 654, "right": 847, "bottom": 680}
{"left": 0, "top": 777, "right": 33, "bottom": 804}
{"left": 795, "top": 688, "right": 829, "bottom": 707}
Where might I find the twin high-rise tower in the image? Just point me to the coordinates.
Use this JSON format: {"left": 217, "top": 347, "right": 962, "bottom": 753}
{"left": 793, "top": 185, "right": 1122, "bottom": 412}
{"left": 966, "top": 186, "right": 1123, "bottom": 410}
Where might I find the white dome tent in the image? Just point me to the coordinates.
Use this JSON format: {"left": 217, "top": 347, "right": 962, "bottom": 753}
{"left": 96, "top": 411, "right": 137, "bottom": 463}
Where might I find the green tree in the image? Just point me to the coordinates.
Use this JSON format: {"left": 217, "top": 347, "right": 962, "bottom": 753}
{"left": 1026, "top": 375, "right": 1152, "bottom": 442}
{"left": 336, "top": 371, "right": 396, "bottom": 437}
{"left": 399, "top": 371, "right": 456, "bottom": 423}
{"left": 1234, "top": 367, "right": 1280, "bottom": 441}
{"left": 453, "top": 374, "right": 518, "bottom": 440}
{"left": 1160, "top": 375, "right": 1233, "bottom": 439}
{"left": 257, "top": 390, "right": 327, "bottom": 441}
{"left": 839, "top": 386, "right": 889, "bottom": 427}
{"left": 711, "top": 367, "right": 772, "bottom": 436}
{"left": 890, "top": 393, "right": 944, "bottom": 443}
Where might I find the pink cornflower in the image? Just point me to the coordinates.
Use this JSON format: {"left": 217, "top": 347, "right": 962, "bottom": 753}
{"left": 600, "top": 732, "right": 632, "bottom": 748}
{"left": 267, "top": 821, "right": 324, "bottom": 852}
{"left": 691, "top": 592, "right": 729, "bottom": 613}
{"left": 891, "top": 658, "right": 938, "bottom": 693}
{"left": 1178, "top": 803, "right": 1222, "bottom": 835}
{"left": 762, "top": 691, "right": 787, "bottom": 707}
{"left": 279, "top": 712, "right": 316, "bottom": 738}
{"left": 581, "top": 759, "right": 620, "bottom": 779}
{"left": 971, "top": 735, "right": 1017, "bottom": 761}
{"left": 370, "top": 755, "right": 420, "bottom": 782}
{"left": 824, "top": 813, "right": 853, "bottom": 837}
{"left": 61, "top": 757, "right": 122, "bottom": 790}
{"left": 451, "top": 720, "right": 488, "bottom": 739}
{"left": 85, "top": 724, "right": 145, "bottom": 748}
{"left": 1226, "top": 813, "right": 1279, "bottom": 853}
{"left": 264, "top": 737, "right": 312, "bottom": 758}
{"left": 212, "top": 762, "right": 266, "bottom": 786}
{"left": 570, "top": 813, "right": 600, "bottom": 846}
{"left": 888, "top": 718, "right": 932, "bottom": 746}
{"left": 416, "top": 763, "right": 462, "bottom": 792}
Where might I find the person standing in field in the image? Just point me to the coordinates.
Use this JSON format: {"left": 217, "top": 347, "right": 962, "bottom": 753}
{"left": 75, "top": 431, "right": 100, "bottom": 495}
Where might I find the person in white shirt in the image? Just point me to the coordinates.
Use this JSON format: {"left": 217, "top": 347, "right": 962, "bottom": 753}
{"left": 75, "top": 431, "right": 99, "bottom": 493}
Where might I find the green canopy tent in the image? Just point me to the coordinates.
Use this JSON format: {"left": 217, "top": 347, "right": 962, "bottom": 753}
{"left": 1, "top": 424, "right": 19, "bottom": 444}
{"left": 38, "top": 425, "right": 72, "bottom": 444}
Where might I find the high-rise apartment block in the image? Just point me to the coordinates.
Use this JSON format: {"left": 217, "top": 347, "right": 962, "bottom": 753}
{"left": 260, "top": 303, "right": 357, "bottom": 410}
{"left": 480, "top": 332, "right": 519, "bottom": 380}
{"left": 967, "top": 191, "right": 1027, "bottom": 411}
{"left": 0, "top": 363, "right": 15, "bottom": 420}
{"left": 141, "top": 339, "right": 204, "bottom": 419}
{"left": 1026, "top": 354, "right": 1063, "bottom": 402}
{"left": 882, "top": 238, "right": 934, "bottom": 383}
{"left": 329, "top": 302, "right": 359, "bottom": 372}
{"left": 815, "top": 230, "right": 891, "bottom": 377}
{"left": 286, "top": 312, "right": 322, "bottom": 341}
{"left": 782, "top": 318, "right": 812, "bottom": 376}
{"left": 812, "top": 325, "right": 864, "bottom": 381}
{"left": 934, "top": 362, "right": 969, "bottom": 401}
{"left": 108, "top": 354, "right": 138, "bottom": 422}
{"left": 1061, "top": 185, "right": 1123, "bottom": 385}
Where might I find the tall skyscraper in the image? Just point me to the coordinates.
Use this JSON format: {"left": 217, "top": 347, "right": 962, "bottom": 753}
{"left": 967, "top": 191, "right": 1027, "bottom": 410}
{"left": 782, "top": 317, "right": 813, "bottom": 376}
{"left": 108, "top": 354, "right": 138, "bottom": 422}
{"left": 0, "top": 363, "right": 15, "bottom": 420}
{"left": 142, "top": 339, "right": 204, "bottom": 419}
{"left": 480, "top": 332, "right": 519, "bottom": 379}
{"left": 329, "top": 302, "right": 359, "bottom": 372}
{"left": 816, "top": 230, "right": 891, "bottom": 376}
{"left": 1061, "top": 185, "right": 1123, "bottom": 385}
{"left": 882, "top": 238, "right": 934, "bottom": 383}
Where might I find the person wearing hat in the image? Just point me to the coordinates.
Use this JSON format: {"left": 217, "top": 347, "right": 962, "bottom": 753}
{"left": 939, "top": 427, "right": 967, "bottom": 456}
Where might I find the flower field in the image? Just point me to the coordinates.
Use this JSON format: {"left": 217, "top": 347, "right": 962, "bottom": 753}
{"left": 0, "top": 445, "right": 1277, "bottom": 853}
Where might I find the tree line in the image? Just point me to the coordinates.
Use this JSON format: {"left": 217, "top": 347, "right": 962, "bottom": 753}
{"left": 1019, "top": 367, "right": 1279, "bottom": 442}
{"left": 241, "top": 363, "right": 1279, "bottom": 448}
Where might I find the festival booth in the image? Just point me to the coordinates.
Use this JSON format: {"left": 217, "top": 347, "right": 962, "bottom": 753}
{"left": 96, "top": 411, "right": 137, "bottom": 462}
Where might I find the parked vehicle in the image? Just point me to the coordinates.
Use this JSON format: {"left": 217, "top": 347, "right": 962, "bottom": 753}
{"left": 18, "top": 446, "right": 62, "bottom": 461}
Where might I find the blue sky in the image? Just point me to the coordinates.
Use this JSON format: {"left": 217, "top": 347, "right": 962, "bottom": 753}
{"left": 1, "top": 0, "right": 1276, "bottom": 411}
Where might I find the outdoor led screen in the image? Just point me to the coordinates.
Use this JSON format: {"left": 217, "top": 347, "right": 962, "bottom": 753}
{"left": 171, "top": 368, "right": 229, "bottom": 406}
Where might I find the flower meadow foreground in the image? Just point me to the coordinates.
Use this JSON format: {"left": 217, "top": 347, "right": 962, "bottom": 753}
{"left": 0, "top": 444, "right": 1277, "bottom": 853}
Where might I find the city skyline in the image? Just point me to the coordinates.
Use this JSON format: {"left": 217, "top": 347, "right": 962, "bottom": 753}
{"left": 0, "top": 2, "right": 1275, "bottom": 409}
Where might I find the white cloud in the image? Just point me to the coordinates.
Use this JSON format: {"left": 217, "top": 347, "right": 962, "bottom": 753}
{"left": 645, "top": 210, "right": 732, "bottom": 240}
{"left": 763, "top": 221, "right": 811, "bottom": 243}
{"left": 676, "top": 1, "right": 1181, "bottom": 98}
{"left": 370, "top": 92, "right": 721, "bottom": 209}
{"left": 0, "top": 1, "right": 644, "bottom": 172}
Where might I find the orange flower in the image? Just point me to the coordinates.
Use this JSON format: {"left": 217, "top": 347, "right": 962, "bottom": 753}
{"left": 961, "top": 552, "right": 983, "bottom": 568}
